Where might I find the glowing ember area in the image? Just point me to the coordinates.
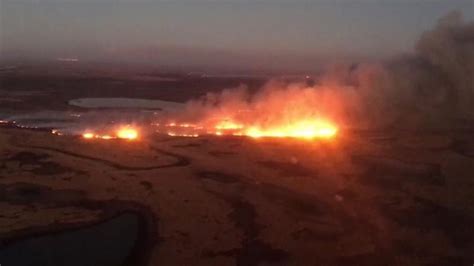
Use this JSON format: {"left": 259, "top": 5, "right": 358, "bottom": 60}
{"left": 243, "top": 120, "right": 338, "bottom": 139}
{"left": 100, "top": 135, "right": 114, "bottom": 140}
{"left": 116, "top": 127, "right": 138, "bottom": 140}
{"left": 159, "top": 118, "right": 338, "bottom": 140}
{"left": 167, "top": 132, "right": 200, "bottom": 138}
{"left": 82, "top": 132, "right": 95, "bottom": 139}
{"left": 214, "top": 120, "right": 244, "bottom": 130}
{"left": 156, "top": 83, "right": 345, "bottom": 140}
{"left": 80, "top": 126, "right": 139, "bottom": 140}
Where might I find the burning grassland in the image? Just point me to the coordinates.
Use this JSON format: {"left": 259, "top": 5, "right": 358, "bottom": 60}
{"left": 1, "top": 11, "right": 474, "bottom": 266}
{"left": 157, "top": 12, "right": 474, "bottom": 136}
{"left": 156, "top": 118, "right": 338, "bottom": 140}
{"left": 81, "top": 126, "right": 139, "bottom": 141}
{"left": 3, "top": 12, "right": 474, "bottom": 143}
{"left": 50, "top": 85, "right": 343, "bottom": 142}
{"left": 157, "top": 82, "right": 344, "bottom": 140}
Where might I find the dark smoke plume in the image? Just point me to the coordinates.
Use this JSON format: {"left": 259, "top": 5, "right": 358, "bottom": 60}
{"left": 382, "top": 11, "right": 474, "bottom": 127}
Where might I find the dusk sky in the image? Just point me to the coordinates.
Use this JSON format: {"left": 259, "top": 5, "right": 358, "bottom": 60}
{"left": 1, "top": 0, "right": 473, "bottom": 70}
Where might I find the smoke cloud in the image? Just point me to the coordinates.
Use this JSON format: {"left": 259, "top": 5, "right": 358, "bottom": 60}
{"left": 173, "top": 12, "right": 474, "bottom": 131}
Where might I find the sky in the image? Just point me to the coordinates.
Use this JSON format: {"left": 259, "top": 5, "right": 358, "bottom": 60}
{"left": 1, "top": 0, "right": 473, "bottom": 71}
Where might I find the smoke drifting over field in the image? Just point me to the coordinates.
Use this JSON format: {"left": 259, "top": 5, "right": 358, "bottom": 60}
{"left": 378, "top": 11, "right": 474, "bottom": 127}
{"left": 175, "top": 12, "right": 474, "bottom": 131}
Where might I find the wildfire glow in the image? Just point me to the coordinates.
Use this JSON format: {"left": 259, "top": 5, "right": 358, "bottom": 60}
{"left": 100, "top": 135, "right": 114, "bottom": 140}
{"left": 215, "top": 120, "right": 244, "bottom": 130}
{"left": 167, "top": 132, "right": 199, "bottom": 138}
{"left": 116, "top": 127, "right": 138, "bottom": 140}
{"left": 157, "top": 83, "right": 344, "bottom": 140}
{"left": 242, "top": 120, "right": 337, "bottom": 139}
{"left": 80, "top": 126, "right": 139, "bottom": 140}
{"left": 82, "top": 132, "right": 95, "bottom": 139}
{"left": 160, "top": 118, "right": 338, "bottom": 140}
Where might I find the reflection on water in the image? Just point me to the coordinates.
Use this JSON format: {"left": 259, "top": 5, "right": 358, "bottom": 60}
{"left": 0, "top": 97, "right": 185, "bottom": 135}
{"left": 0, "top": 213, "right": 141, "bottom": 266}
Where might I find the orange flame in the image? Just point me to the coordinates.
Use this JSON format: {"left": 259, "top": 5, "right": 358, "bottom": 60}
{"left": 82, "top": 132, "right": 95, "bottom": 139}
{"left": 215, "top": 120, "right": 244, "bottom": 130}
{"left": 160, "top": 118, "right": 338, "bottom": 139}
{"left": 116, "top": 127, "right": 138, "bottom": 140}
{"left": 80, "top": 126, "right": 139, "bottom": 140}
{"left": 243, "top": 119, "right": 337, "bottom": 139}
{"left": 162, "top": 83, "right": 344, "bottom": 140}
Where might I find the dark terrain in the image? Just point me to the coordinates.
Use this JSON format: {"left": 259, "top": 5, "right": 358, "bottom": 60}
{"left": 0, "top": 65, "right": 473, "bottom": 266}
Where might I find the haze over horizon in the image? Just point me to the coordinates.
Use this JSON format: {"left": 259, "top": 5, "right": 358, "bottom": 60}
{"left": 1, "top": 0, "right": 473, "bottom": 71}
